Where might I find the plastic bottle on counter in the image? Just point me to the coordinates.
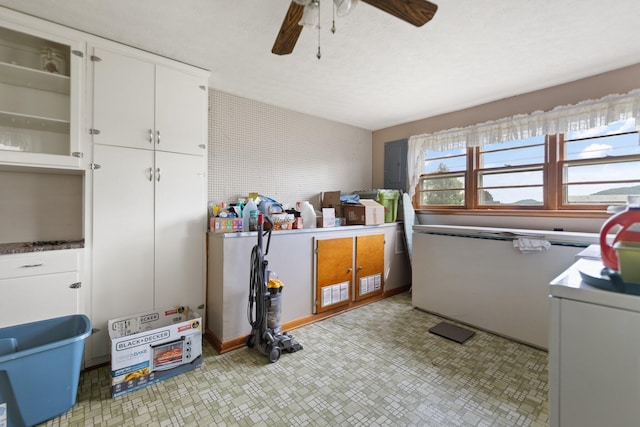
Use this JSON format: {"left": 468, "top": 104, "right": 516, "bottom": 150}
{"left": 300, "top": 201, "right": 316, "bottom": 229}
{"left": 243, "top": 198, "right": 258, "bottom": 232}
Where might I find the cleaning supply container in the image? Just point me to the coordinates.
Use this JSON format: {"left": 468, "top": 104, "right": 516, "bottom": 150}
{"left": 0, "top": 314, "right": 91, "bottom": 427}
{"left": 600, "top": 195, "right": 640, "bottom": 271}
{"left": 613, "top": 241, "right": 640, "bottom": 283}
{"left": 300, "top": 201, "right": 316, "bottom": 229}
{"left": 378, "top": 190, "right": 400, "bottom": 222}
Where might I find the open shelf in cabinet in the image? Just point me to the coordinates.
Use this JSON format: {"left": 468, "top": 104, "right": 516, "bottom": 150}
{"left": 0, "top": 60, "right": 70, "bottom": 94}
{"left": 0, "top": 110, "right": 70, "bottom": 133}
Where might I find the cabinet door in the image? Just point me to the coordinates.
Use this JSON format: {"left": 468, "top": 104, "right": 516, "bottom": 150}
{"left": 155, "top": 65, "right": 208, "bottom": 156}
{"left": 0, "top": 19, "right": 84, "bottom": 168}
{"left": 91, "top": 144, "right": 155, "bottom": 358}
{"left": 154, "top": 151, "right": 206, "bottom": 310}
{"left": 316, "top": 237, "right": 353, "bottom": 313}
{"left": 355, "top": 234, "right": 384, "bottom": 301}
{"left": 91, "top": 46, "right": 155, "bottom": 150}
{"left": 0, "top": 271, "right": 80, "bottom": 328}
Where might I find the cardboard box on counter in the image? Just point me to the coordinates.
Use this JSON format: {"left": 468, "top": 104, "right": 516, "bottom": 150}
{"left": 322, "top": 191, "right": 342, "bottom": 218}
{"left": 108, "top": 306, "right": 202, "bottom": 397}
{"left": 321, "top": 208, "right": 336, "bottom": 228}
{"left": 343, "top": 199, "right": 385, "bottom": 225}
{"left": 210, "top": 217, "right": 243, "bottom": 233}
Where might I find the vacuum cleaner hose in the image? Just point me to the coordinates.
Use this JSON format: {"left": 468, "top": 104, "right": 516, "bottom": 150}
{"left": 247, "top": 244, "right": 264, "bottom": 326}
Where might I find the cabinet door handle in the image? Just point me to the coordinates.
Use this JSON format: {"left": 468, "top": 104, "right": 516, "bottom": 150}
{"left": 148, "top": 167, "right": 153, "bottom": 182}
{"left": 356, "top": 266, "right": 363, "bottom": 271}
{"left": 21, "top": 263, "right": 43, "bottom": 268}
{"left": 149, "top": 129, "right": 153, "bottom": 144}
{"left": 347, "top": 268, "right": 352, "bottom": 273}
{"left": 156, "top": 167, "right": 161, "bottom": 182}
{"left": 156, "top": 130, "right": 160, "bottom": 144}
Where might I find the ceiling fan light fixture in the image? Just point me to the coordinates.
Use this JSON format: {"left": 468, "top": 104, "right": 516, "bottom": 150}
{"left": 334, "top": 0, "right": 359, "bottom": 17}
{"left": 299, "top": 1, "right": 320, "bottom": 29}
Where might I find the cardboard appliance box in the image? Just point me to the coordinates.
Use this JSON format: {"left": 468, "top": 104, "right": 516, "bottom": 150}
{"left": 343, "top": 199, "right": 385, "bottom": 225}
{"left": 108, "top": 306, "right": 203, "bottom": 397}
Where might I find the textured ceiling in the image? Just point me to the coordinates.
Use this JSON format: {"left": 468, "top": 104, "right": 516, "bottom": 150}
{"left": 2, "top": 0, "right": 640, "bottom": 131}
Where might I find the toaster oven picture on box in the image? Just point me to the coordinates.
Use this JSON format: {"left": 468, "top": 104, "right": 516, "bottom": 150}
{"left": 151, "top": 335, "right": 194, "bottom": 371}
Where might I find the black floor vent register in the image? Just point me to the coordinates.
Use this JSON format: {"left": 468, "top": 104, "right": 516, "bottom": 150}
{"left": 429, "top": 322, "right": 475, "bottom": 344}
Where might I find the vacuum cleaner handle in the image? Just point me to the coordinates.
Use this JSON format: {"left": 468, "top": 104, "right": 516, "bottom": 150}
{"left": 263, "top": 215, "right": 273, "bottom": 256}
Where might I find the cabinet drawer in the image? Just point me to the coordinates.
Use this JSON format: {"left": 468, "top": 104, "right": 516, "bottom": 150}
{"left": 0, "top": 250, "right": 80, "bottom": 279}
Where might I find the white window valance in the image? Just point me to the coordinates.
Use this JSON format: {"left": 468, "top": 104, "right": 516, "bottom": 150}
{"left": 407, "top": 89, "right": 640, "bottom": 199}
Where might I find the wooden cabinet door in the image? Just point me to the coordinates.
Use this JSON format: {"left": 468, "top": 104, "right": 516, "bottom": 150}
{"left": 155, "top": 65, "right": 208, "bottom": 156}
{"left": 316, "top": 237, "right": 353, "bottom": 313}
{"left": 91, "top": 144, "right": 155, "bottom": 358}
{"left": 91, "top": 46, "right": 155, "bottom": 150}
{"left": 154, "top": 151, "right": 206, "bottom": 310}
{"left": 355, "top": 234, "right": 384, "bottom": 301}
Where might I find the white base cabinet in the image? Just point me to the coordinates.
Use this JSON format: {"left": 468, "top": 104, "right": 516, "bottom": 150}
{"left": 207, "top": 224, "right": 410, "bottom": 346}
{"left": 0, "top": 250, "right": 82, "bottom": 328}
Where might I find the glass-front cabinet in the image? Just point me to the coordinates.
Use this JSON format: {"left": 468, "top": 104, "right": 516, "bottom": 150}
{"left": 0, "top": 19, "right": 84, "bottom": 169}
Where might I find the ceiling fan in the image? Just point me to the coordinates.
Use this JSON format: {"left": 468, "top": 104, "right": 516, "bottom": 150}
{"left": 272, "top": 0, "right": 438, "bottom": 56}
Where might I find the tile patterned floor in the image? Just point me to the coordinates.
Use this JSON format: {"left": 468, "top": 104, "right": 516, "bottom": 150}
{"left": 43, "top": 292, "right": 548, "bottom": 426}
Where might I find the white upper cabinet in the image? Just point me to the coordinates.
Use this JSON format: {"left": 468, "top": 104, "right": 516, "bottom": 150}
{"left": 0, "top": 12, "right": 84, "bottom": 169}
{"left": 91, "top": 47, "right": 155, "bottom": 150}
{"left": 91, "top": 45, "right": 208, "bottom": 156}
{"left": 155, "top": 65, "right": 208, "bottom": 156}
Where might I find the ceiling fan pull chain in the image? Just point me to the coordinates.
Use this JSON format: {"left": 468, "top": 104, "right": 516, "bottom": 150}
{"left": 331, "top": 0, "right": 337, "bottom": 34}
{"left": 317, "top": 0, "right": 322, "bottom": 59}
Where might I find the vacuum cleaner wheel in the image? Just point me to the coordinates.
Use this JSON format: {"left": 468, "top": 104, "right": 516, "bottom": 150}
{"left": 268, "top": 345, "right": 281, "bottom": 363}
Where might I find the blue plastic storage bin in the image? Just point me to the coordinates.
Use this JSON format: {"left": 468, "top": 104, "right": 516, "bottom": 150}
{"left": 0, "top": 314, "right": 91, "bottom": 427}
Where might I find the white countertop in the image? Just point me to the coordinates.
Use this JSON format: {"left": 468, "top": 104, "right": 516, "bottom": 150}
{"left": 208, "top": 222, "right": 401, "bottom": 238}
{"left": 549, "top": 258, "right": 640, "bottom": 312}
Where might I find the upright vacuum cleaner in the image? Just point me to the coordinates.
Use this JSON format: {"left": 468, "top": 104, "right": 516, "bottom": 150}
{"left": 246, "top": 213, "right": 302, "bottom": 362}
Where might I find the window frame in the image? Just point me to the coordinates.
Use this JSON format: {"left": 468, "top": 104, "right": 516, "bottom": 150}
{"left": 415, "top": 132, "right": 640, "bottom": 214}
{"left": 473, "top": 136, "right": 547, "bottom": 210}
{"left": 415, "top": 150, "right": 468, "bottom": 209}
{"left": 557, "top": 132, "right": 640, "bottom": 210}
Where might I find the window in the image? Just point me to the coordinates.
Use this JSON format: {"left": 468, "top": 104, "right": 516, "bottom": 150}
{"left": 416, "top": 120, "right": 640, "bottom": 211}
{"left": 476, "top": 136, "right": 546, "bottom": 207}
{"left": 559, "top": 120, "right": 640, "bottom": 208}
{"left": 418, "top": 148, "right": 466, "bottom": 207}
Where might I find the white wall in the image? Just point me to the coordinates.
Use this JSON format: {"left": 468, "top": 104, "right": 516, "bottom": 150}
{"left": 208, "top": 90, "right": 373, "bottom": 210}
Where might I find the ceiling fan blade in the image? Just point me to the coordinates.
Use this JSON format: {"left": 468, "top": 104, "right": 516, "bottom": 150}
{"left": 272, "top": 2, "right": 305, "bottom": 55}
{"left": 360, "top": 0, "right": 437, "bottom": 27}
